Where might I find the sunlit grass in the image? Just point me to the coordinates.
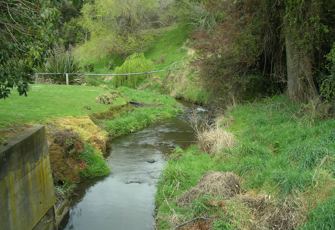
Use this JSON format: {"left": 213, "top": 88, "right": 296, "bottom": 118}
{"left": 0, "top": 84, "right": 109, "bottom": 128}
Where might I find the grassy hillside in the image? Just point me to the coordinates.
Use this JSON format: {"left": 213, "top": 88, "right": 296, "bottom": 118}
{"left": 145, "top": 24, "right": 191, "bottom": 69}
{"left": 156, "top": 96, "right": 335, "bottom": 229}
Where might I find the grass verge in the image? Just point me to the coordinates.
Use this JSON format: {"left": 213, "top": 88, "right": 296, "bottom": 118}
{"left": 156, "top": 95, "right": 335, "bottom": 229}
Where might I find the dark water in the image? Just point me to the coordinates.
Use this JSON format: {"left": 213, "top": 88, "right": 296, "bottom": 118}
{"left": 63, "top": 114, "right": 195, "bottom": 230}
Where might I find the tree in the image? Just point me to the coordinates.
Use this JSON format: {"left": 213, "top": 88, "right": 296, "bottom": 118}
{"left": 284, "top": 0, "right": 319, "bottom": 102}
{"left": 0, "top": 0, "right": 59, "bottom": 99}
{"left": 74, "top": 0, "right": 162, "bottom": 64}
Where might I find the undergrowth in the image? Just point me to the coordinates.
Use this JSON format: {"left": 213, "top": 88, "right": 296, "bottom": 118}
{"left": 156, "top": 95, "right": 335, "bottom": 229}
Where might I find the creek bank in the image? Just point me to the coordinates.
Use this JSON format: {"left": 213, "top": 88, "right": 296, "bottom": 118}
{"left": 156, "top": 96, "right": 335, "bottom": 229}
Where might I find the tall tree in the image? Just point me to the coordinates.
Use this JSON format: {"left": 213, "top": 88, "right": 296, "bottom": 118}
{"left": 284, "top": 0, "right": 319, "bottom": 102}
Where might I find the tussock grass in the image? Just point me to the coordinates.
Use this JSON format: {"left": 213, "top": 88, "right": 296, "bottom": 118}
{"left": 198, "top": 126, "right": 235, "bottom": 154}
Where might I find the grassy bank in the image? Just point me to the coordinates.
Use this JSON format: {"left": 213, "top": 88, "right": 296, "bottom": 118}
{"left": 156, "top": 96, "right": 335, "bottom": 229}
{"left": 98, "top": 87, "right": 181, "bottom": 137}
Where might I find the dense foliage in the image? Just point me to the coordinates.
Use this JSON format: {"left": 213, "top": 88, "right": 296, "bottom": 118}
{"left": 181, "top": 0, "right": 335, "bottom": 104}
{"left": 73, "top": 0, "right": 169, "bottom": 66}
{"left": 0, "top": 0, "right": 59, "bottom": 98}
{"left": 112, "top": 53, "right": 154, "bottom": 88}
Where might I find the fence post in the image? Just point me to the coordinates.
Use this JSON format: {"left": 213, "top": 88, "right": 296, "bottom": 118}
{"left": 34, "top": 73, "right": 38, "bottom": 84}
{"left": 65, "top": 73, "right": 69, "bottom": 85}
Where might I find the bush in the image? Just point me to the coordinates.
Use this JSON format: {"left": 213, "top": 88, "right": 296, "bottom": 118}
{"left": 39, "top": 46, "right": 81, "bottom": 84}
{"left": 112, "top": 53, "right": 155, "bottom": 88}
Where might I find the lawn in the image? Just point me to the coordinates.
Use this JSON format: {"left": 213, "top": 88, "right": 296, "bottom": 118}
{"left": 0, "top": 85, "right": 181, "bottom": 138}
{"left": 0, "top": 84, "right": 110, "bottom": 128}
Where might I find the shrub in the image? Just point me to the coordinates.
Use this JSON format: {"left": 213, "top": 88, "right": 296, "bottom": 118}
{"left": 112, "top": 53, "right": 155, "bottom": 88}
{"left": 39, "top": 46, "right": 81, "bottom": 84}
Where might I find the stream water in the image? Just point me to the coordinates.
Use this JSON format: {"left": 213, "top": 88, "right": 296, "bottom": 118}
{"left": 62, "top": 111, "right": 196, "bottom": 230}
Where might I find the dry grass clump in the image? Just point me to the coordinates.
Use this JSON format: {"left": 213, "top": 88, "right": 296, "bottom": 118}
{"left": 190, "top": 113, "right": 235, "bottom": 154}
{"left": 237, "top": 193, "right": 270, "bottom": 214}
{"left": 258, "top": 197, "right": 306, "bottom": 230}
{"left": 198, "top": 127, "right": 235, "bottom": 154}
{"left": 236, "top": 193, "right": 306, "bottom": 230}
{"left": 178, "top": 172, "right": 241, "bottom": 206}
{"left": 96, "top": 91, "right": 121, "bottom": 105}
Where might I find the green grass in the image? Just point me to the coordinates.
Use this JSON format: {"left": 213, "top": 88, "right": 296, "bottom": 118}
{"left": 145, "top": 24, "right": 190, "bottom": 69}
{"left": 0, "top": 85, "right": 181, "bottom": 139}
{"left": 300, "top": 193, "right": 335, "bottom": 230}
{"left": 0, "top": 84, "right": 110, "bottom": 128}
{"left": 102, "top": 87, "right": 181, "bottom": 137}
{"left": 79, "top": 144, "right": 110, "bottom": 179}
{"left": 156, "top": 95, "right": 335, "bottom": 229}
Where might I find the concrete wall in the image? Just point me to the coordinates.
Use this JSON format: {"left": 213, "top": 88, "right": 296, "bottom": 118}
{"left": 0, "top": 126, "right": 56, "bottom": 230}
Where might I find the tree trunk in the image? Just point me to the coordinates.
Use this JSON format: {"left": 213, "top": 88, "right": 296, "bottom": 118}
{"left": 285, "top": 24, "right": 318, "bottom": 102}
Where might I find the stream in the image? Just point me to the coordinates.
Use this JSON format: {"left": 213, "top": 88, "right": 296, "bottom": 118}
{"left": 62, "top": 109, "right": 196, "bottom": 230}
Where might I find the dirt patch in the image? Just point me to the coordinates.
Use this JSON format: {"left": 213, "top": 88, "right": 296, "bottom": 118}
{"left": 48, "top": 129, "right": 87, "bottom": 184}
{"left": 178, "top": 172, "right": 241, "bottom": 206}
{"left": 96, "top": 91, "right": 121, "bottom": 105}
{"left": 91, "top": 104, "right": 133, "bottom": 120}
{"left": 49, "top": 142, "right": 83, "bottom": 184}
{"left": 177, "top": 218, "right": 212, "bottom": 230}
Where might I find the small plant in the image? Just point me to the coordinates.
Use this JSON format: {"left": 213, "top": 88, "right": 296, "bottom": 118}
{"left": 39, "top": 46, "right": 81, "bottom": 84}
{"left": 112, "top": 53, "right": 155, "bottom": 88}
